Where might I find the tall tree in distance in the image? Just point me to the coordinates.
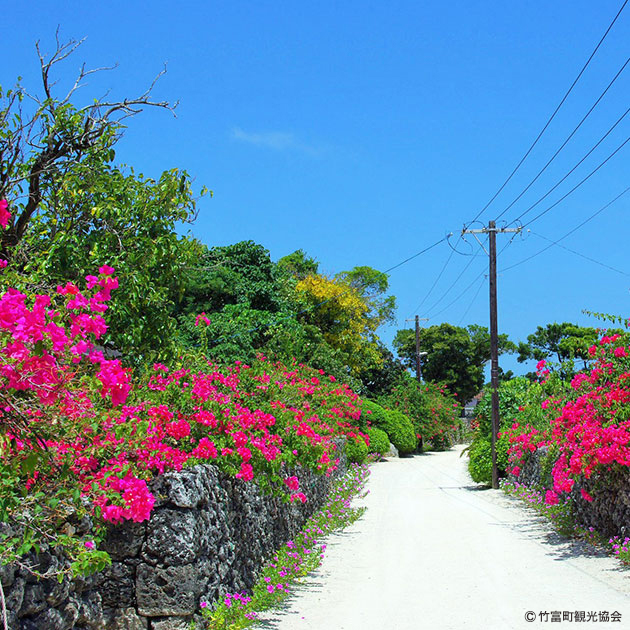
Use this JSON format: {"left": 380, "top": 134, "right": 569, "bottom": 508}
{"left": 294, "top": 265, "right": 396, "bottom": 377}
{"left": 393, "top": 323, "right": 515, "bottom": 402}
{"left": 517, "top": 322, "right": 606, "bottom": 378}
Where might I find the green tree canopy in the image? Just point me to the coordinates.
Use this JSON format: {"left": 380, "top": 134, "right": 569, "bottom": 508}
{"left": 393, "top": 323, "right": 514, "bottom": 402}
{"left": 517, "top": 322, "right": 600, "bottom": 369}
{"left": 277, "top": 249, "right": 319, "bottom": 279}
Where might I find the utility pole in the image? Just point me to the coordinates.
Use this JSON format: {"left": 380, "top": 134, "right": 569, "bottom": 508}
{"left": 406, "top": 315, "right": 429, "bottom": 451}
{"left": 462, "top": 220, "right": 520, "bottom": 489}
{"left": 405, "top": 316, "right": 429, "bottom": 383}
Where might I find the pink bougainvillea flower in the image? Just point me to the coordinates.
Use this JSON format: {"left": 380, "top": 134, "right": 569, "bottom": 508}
{"left": 0, "top": 200, "right": 10, "bottom": 229}
{"left": 195, "top": 312, "right": 211, "bottom": 326}
{"left": 545, "top": 490, "right": 559, "bottom": 505}
{"left": 580, "top": 489, "right": 594, "bottom": 502}
{"left": 1, "top": 267, "right": 373, "bottom": 531}
{"left": 236, "top": 462, "right": 254, "bottom": 481}
{"left": 96, "top": 359, "right": 132, "bottom": 407}
{"left": 284, "top": 476, "right": 300, "bottom": 491}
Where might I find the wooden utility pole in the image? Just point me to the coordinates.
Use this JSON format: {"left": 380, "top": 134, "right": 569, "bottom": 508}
{"left": 462, "top": 220, "right": 520, "bottom": 489}
{"left": 406, "top": 316, "right": 429, "bottom": 383}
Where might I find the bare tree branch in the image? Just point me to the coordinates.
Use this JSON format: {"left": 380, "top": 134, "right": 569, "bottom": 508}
{"left": 0, "top": 34, "right": 177, "bottom": 258}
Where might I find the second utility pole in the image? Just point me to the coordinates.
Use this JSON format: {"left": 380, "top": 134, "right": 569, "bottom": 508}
{"left": 462, "top": 220, "right": 520, "bottom": 489}
{"left": 414, "top": 315, "right": 429, "bottom": 382}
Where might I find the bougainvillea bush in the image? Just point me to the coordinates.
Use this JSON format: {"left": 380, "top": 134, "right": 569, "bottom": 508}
{"left": 502, "top": 324, "right": 630, "bottom": 508}
{"left": 467, "top": 377, "right": 549, "bottom": 484}
{"left": 0, "top": 261, "right": 369, "bottom": 577}
{"left": 380, "top": 376, "right": 461, "bottom": 449}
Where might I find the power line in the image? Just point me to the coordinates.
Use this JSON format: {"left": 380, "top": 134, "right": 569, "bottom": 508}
{"left": 501, "top": 185, "right": 630, "bottom": 273}
{"left": 466, "top": 0, "right": 629, "bottom": 227}
{"left": 420, "top": 253, "right": 480, "bottom": 318}
{"left": 382, "top": 235, "right": 451, "bottom": 275}
{"left": 458, "top": 274, "right": 487, "bottom": 325}
{"left": 424, "top": 1, "right": 629, "bottom": 317}
{"left": 426, "top": 268, "right": 486, "bottom": 321}
{"left": 495, "top": 56, "right": 630, "bottom": 223}
{"left": 419, "top": 222, "right": 522, "bottom": 320}
{"left": 530, "top": 231, "right": 630, "bottom": 277}
{"left": 408, "top": 246, "right": 455, "bottom": 318}
{"left": 439, "top": 0, "right": 628, "bottom": 324}
{"left": 507, "top": 110, "right": 630, "bottom": 226}
{"left": 520, "top": 134, "right": 630, "bottom": 228}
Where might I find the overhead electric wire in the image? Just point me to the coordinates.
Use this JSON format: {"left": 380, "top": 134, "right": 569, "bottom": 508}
{"left": 494, "top": 56, "right": 630, "bottom": 223}
{"left": 381, "top": 235, "right": 450, "bottom": 275}
{"left": 408, "top": 246, "right": 456, "bottom": 318}
{"left": 419, "top": 254, "right": 479, "bottom": 318}
{"left": 206, "top": 0, "right": 629, "bottom": 346}
{"left": 466, "top": 0, "right": 628, "bottom": 227}
{"left": 501, "top": 185, "right": 630, "bottom": 273}
{"left": 530, "top": 232, "right": 630, "bottom": 276}
{"left": 506, "top": 106, "right": 630, "bottom": 226}
{"left": 424, "top": 1, "right": 628, "bottom": 315}
{"left": 458, "top": 274, "right": 487, "bottom": 325}
{"left": 207, "top": 235, "right": 448, "bottom": 347}
{"left": 520, "top": 133, "right": 630, "bottom": 228}
{"left": 426, "top": 268, "right": 487, "bottom": 321}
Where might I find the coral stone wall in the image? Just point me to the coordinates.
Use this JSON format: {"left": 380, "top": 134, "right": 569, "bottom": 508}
{"left": 3, "top": 452, "right": 346, "bottom": 630}
{"left": 513, "top": 447, "right": 630, "bottom": 539}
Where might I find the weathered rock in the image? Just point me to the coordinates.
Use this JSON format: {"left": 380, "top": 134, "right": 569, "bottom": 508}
{"left": 103, "top": 607, "right": 147, "bottom": 630}
{"left": 151, "top": 465, "right": 216, "bottom": 509}
{"left": 20, "top": 583, "right": 47, "bottom": 616}
{"left": 6, "top": 576, "right": 25, "bottom": 615}
{"left": 97, "top": 561, "right": 136, "bottom": 609}
{"left": 74, "top": 591, "right": 105, "bottom": 629}
{"left": 0, "top": 562, "right": 15, "bottom": 588}
{"left": 143, "top": 508, "right": 202, "bottom": 566}
{"left": 101, "top": 521, "right": 146, "bottom": 561}
{"left": 27, "top": 603, "right": 78, "bottom": 630}
{"left": 136, "top": 562, "right": 200, "bottom": 616}
{"left": 385, "top": 442, "right": 399, "bottom": 458}
{"left": 152, "top": 616, "right": 193, "bottom": 630}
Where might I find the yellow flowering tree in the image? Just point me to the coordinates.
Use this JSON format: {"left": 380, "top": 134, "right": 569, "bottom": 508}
{"left": 295, "top": 267, "right": 395, "bottom": 375}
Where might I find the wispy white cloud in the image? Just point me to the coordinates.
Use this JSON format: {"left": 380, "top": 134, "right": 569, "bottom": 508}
{"left": 231, "top": 127, "right": 323, "bottom": 156}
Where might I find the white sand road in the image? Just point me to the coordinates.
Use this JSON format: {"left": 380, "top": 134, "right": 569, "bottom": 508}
{"left": 255, "top": 445, "right": 630, "bottom": 630}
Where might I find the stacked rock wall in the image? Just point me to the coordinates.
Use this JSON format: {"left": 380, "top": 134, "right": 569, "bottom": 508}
{"left": 3, "top": 453, "right": 346, "bottom": 630}
{"left": 514, "top": 447, "right": 630, "bottom": 539}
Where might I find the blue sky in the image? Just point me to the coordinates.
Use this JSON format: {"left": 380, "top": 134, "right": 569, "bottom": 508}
{"left": 3, "top": 1, "right": 629, "bottom": 376}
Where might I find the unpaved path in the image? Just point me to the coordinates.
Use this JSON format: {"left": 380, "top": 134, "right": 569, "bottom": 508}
{"left": 257, "top": 446, "right": 630, "bottom": 630}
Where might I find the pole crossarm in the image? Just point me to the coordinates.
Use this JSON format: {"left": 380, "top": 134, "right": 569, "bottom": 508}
{"left": 461, "top": 227, "right": 522, "bottom": 234}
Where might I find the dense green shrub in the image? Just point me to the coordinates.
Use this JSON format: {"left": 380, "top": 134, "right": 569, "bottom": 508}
{"left": 386, "top": 409, "right": 417, "bottom": 454}
{"left": 361, "top": 399, "right": 390, "bottom": 426}
{"left": 366, "top": 426, "right": 390, "bottom": 456}
{"left": 345, "top": 436, "right": 369, "bottom": 464}
{"left": 468, "top": 377, "right": 547, "bottom": 482}
{"left": 474, "top": 377, "right": 547, "bottom": 437}
{"left": 467, "top": 434, "right": 509, "bottom": 485}
{"left": 361, "top": 400, "right": 416, "bottom": 455}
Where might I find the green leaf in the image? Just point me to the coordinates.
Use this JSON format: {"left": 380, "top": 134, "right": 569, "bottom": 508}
{"left": 21, "top": 452, "right": 39, "bottom": 475}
